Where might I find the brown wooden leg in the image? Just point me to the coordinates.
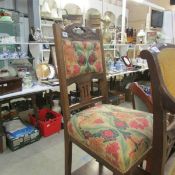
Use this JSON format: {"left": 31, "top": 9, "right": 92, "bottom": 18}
{"left": 99, "top": 162, "right": 103, "bottom": 175}
{"left": 65, "top": 137, "right": 72, "bottom": 175}
{"left": 145, "top": 157, "right": 152, "bottom": 173}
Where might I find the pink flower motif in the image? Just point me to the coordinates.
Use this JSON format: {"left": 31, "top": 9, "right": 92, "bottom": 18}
{"left": 73, "top": 65, "right": 80, "bottom": 75}
{"left": 94, "top": 118, "right": 104, "bottom": 124}
{"left": 115, "top": 121, "right": 125, "bottom": 127}
{"left": 102, "top": 130, "right": 114, "bottom": 138}
{"left": 66, "top": 65, "right": 71, "bottom": 76}
{"left": 89, "top": 53, "right": 96, "bottom": 65}
{"left": 129, "top": 118, "right": 149, "bottom": 130}
{"left": 137, "top": 118, "right": 149, "bottom": 127}
{"left": 83, "top": 41, "right": 87, "bottom": 49}
{"left": 95, "top": 61, "right": 102, "bottom": 72}
{"left": 78, "top": 55, "right": 86, "bottom": 65}
{"left": 106, "top": 142, "right": 119, "bottom": 156}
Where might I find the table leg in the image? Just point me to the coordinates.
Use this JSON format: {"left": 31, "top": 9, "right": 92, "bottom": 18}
{"left": 31, "top": 94, "right": 39, "bottom": 126}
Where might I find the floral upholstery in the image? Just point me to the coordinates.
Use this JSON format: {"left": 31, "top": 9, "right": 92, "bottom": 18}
{"left": 67, "top": 104, "right": 153, "bottom": 173}
{"left": 63, "top": 40, "right": 103, "bottom": 79}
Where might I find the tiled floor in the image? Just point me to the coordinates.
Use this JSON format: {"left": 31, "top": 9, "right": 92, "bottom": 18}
{"left": 0, "top": 102, "right": 132, "bottom": 175}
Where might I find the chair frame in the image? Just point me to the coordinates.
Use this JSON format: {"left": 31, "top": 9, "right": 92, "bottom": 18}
{"left": 130, "top": 82, "right": 153, "bottom": 113}
{"left": 140, "top": 43, "right": 175, "bottom": 175}
{"left": 53, "top": 23, "right": 151, "bottom": 175}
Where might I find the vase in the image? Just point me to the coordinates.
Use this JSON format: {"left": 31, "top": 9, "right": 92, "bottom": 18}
{"left": 52, "top": 100, "right": 61, "bottom": 113}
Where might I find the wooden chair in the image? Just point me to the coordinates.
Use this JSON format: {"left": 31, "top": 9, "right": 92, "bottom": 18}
{"left": 53, "top": 23, "right": 152, "bottom": 175}
{"left": 140, "top": 43, "right": 175, "bottom": 175}
{"left": 130, "top": 82, "right": 153, "bottom": 113}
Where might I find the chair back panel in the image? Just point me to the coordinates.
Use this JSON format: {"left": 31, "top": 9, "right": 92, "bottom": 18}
{"left": 53, "top": 23, "right": 108, "bottom": 120}
{"left": 157, "top": 48, "right": 175, "bottom": 98}
{"left": 63, "top": 40, "right": 103, "bottom": 79}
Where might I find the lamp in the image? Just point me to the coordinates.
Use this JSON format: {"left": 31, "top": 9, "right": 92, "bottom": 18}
{"left": 137, "top": 29, "right": 146, "bottom": 44}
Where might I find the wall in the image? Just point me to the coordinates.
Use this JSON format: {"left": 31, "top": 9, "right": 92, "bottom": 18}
{"left": 127, "top": 1, "right": 148, "bottom": 30}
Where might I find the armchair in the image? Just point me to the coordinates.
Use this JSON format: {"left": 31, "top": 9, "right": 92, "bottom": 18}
{"left": 130, "top": 82, "right": 153, "bottom": 113}
{"left": 140, "top": 43, "right": 175, "bottom": 175}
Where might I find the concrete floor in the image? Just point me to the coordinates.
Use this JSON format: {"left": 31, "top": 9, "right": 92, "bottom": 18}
{"left": 0, "top": 102, "right": 132, "bottom": 175}
{"left": 0, "top": 131, "right": 92, "bottom": 175}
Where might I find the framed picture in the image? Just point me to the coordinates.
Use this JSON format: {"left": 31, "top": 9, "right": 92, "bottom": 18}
{"left": 147, "top": 31, "right": 157, "bottom": 44}
{"left": 121, "top": 56, "right": 132, "bottom": 67}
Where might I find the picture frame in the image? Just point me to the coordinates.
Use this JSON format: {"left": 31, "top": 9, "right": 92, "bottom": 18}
{"left": 121, "top": 56, "right": 132, "bottom": 67}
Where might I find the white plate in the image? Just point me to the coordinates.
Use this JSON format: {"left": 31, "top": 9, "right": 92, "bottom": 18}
{"left": 48, "top": 64, "right": 55, "bottom": 79}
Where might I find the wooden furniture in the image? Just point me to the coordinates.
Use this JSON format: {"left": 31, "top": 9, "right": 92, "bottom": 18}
{"left": 53, "top": 23, "right": 152, "bottom": 175}
{"left": 140, "top": 43, "right": 175, "bottom": 175}
{"left": 0, "top": 84, "right": 57, "bottom": 121}
{"left": 0, "top": 77, "right": 22, "bottom": 95}
{"left": 130, "top": 82, "right": 153, "bottom": 113}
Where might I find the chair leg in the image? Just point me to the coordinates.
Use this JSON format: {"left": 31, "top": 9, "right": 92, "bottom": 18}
{"left": 99, "top": 162, "right": 103, "bottom": 175}
{"left": 65, "top": 139, "right": 72, "bottom": 175}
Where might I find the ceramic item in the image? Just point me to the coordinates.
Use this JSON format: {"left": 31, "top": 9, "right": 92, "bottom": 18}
{"left": 51, "top": 8, "right": 59, "bottom": 19}
{"left": 29, "top": 27, "right": 42, "bottom": 42}
{"left": 0, "top": 16, "right": 13, "bottom": 22}
{"left": 41, "top": 1, "right": 51, "bottom": 17}
{"left": 1, "top": 66, "right": 17, "bottom": 77}
{"left": 52, "top": 100, "right": 61, "bottom": 113}
{"left": 48, "top": 64, "right": 55, "bottom": 79}
{"left": 0, "top": 69, "right": 9, "bottom": 77}
{"left": 36, "top": 63, "right": 50, "bottom": 79}
{"left": 23, "top": 72, "right": 33, "bottom": 88}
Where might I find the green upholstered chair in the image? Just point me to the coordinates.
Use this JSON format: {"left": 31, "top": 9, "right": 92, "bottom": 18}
{"left": 53, "top": 23, "right": 152, "bottom": 175}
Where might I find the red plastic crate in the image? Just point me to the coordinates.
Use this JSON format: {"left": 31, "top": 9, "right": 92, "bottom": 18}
{"left": 29, "top": 108, "right": 62, "bottom": 137}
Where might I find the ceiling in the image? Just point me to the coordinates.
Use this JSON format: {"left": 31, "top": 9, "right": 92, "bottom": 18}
{"left": 126, "top": 0, "right": 174, "bottom": 29}
{"left": 127, "top": 0, "right": 175, "bottom": 10}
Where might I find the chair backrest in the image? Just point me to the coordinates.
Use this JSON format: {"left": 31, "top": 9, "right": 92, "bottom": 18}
{"left": 130, "top": 82, "right": 153, "bottom": 113}
{"left": 140, "top": 44, "right": 175, "bottom": 175}
{"left": 53, "top": 23, "right": 108, "bottom": 124}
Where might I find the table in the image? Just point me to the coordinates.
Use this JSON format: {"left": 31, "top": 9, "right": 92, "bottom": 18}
{"left": 0, "top": 84, "right": 59, "bottom": 121}
{"left": 106, "top": 67, "right": 149, "bottom": 78}
{"left": 106, "top": 67, "right": 149, "bottom": 91}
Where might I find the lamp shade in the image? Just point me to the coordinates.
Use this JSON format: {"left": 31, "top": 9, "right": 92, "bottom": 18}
{"left": 137, "top": 29, "right": 146, "bottom": 37}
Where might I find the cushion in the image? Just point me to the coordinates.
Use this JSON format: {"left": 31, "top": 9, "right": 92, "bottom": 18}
{"left": 158, "top": 48, "right": 175, "bottom": 98}
{"left": 63, "top": 40, "right": 103, "bottom": 79}
{"left": 67, "top": 104, "right": 153, "bottom": 173}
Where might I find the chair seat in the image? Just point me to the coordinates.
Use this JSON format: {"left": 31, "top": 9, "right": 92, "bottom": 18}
{"left": 67, "top": 104, "right": 153, "bottom": 173}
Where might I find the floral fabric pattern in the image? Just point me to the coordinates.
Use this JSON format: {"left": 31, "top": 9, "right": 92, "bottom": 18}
{"left": 63, "top": 40, "right": 103, "bottom": 79}
{"left": 67, "top": 104, "right": 153, "bottom": 173}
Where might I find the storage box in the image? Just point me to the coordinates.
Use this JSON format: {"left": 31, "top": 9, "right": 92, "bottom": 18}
{"left": 29, "top": 108, "right": 62, "bottom": 137}
{"left": 6, "top": 127, "right": 40, "bottom": 151}
{"left": 3, "top": 119, "right": 40, "bottom": 151}
{"left": 0, "top": 77, "right": 22, "bottom": 95}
